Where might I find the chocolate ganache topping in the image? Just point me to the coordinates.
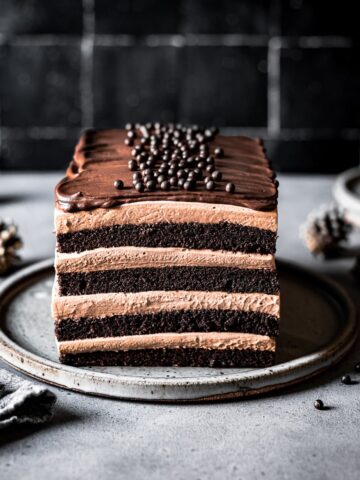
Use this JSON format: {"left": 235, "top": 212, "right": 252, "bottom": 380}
{"left": 56, "top": 124, "right": 278, "bottom": 212}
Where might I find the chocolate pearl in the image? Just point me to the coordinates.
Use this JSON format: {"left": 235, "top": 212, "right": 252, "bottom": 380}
{"left": 187, "top": 171, "right": 196, "bottom": 179}
{"left": 206, "top": 180, "right": 215, "bottom": 191}
{"left": 314, "top": 399, "right": 324, "bottom": 410}
{"left": 214, "top": 147, "right": 224, "bottom": 158}
{"left": 199, "top": 151, "right": 208, "bottom": 160}
{"left": 178, "top": 160, "right": 186, "bottom": 168}
{"left": 143, "top": 175, "right": 153, "bottom": 184}
{"left": 355, "top": 362, "right": 360, "bottom": 373}
{"left": 161, "top": 180, "right": 170, "bottom": 191}
{"left": 151, "top": 149, "right": 160, "bottom": 158}
{"left": 154, "top": 122, "right": 161, "bottom": 130}
{"left": 206, "top": 164, "right": 215, "bottom": 174}
{"left": 168, "top": 168, "right": 177, "bottom": 177}
{"left": 128, "top": 160, "right": 137, "bottom": 171}
{"left": 135, "top": 182, "right": 144, "bottom": 192}
{"left": 184, "top": 180, "right": 195, "bottom": 191}
{"left": 178, "top": 178, "right": 185, "bottom": 188}
{"left": 186, "top": 156, "right": 195, "bottom": 166}
{"left": 127, "top": 130, "right": 136, "bottom": 139}
{"left": 125, "top": 123, "right": 134, "bottom": 130}
{"left": 145, "top": 122, "right": 153, "bottom": 130}
{"left": 193, "top": 168, "right": 203, "bottom": 180}
{"left": 206, "top": 155, "right": 214, "bottom": 165}
{"left": 139, "top": 162, "right": 147, "bottom": 171}
{"left": 143, "top": 168, "right": 153, "bottom": 177}
{"left": 169, "top": 177, "right": 178, "bottom": 187}
{"left": 114, "top": 179, "right": 124, "bottom": 190}
{"left": 146, "top": 158, "right": 155, "bottom": 168}
{"left": 204, "top": 175, "right": 212, "bottom": 184}
{"left": 158, "top": 166, "right": 168, "bottom": 175}
{"left": 146, "top": 180, "right": 156, "bottom": 191}
{"left": 197, "top": 161, "right": 206, "bottom": 170}
{"left": 133, "top": 172, "right": 142, "bottom": 181}
{"left": 225, "top": 182, "right": 236, "bottom": 193}
{"left": 157, "top": 174, "right": 167, "bottom": 184}
{"left": 212, "top": 170, "right": 222, "bottom": 181}
{"left": 177, "top": 169, "right": 186, "bottom": 179}
{"left": 153, "top": 171, "right": 159, "bottom": 178}
{"left": 341, "top": 375, "right": 352, "bottom": 385}
{"left": 124, "top": 137, "right": 134, "bottom": 147}
{"left": 132, "top": 146, "right": 142, "bottom": 155}
{"left": 204, "top": 128, "right": 213, "bottom": 139}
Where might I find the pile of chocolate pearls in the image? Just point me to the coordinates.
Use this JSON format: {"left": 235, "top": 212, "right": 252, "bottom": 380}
{"left": 114, "top": 122, "right": 236, "bottom": 194}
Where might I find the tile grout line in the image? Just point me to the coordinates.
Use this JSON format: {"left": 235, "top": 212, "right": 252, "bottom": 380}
{"left": 0, "top": 34, "right": 353, "bottom": 48}
{"left": 267, "top": 0, "right": 281, "bottom": 137}
{"left": 0, "top": 34, "right": 2, "bottom": 168}
{"left": 267, "top": 37, "right": 281, "bottom": 136}
{"left": 81, "top": 0, "right": 95, "bottom": 128}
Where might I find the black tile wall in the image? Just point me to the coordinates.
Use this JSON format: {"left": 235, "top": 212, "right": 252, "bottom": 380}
{"left": 0, "top": 0, "right": 83, "bottom": 35}
{"left": 281, "top": 47, "right": 360, "bottom": 129}
{"left": 0, "top": 45, "right": 81, "bottom": 127}
{"left": 0, "top": 0, "right": 359, "bottom": 172}
{"left": 95, "top": 0, "right": 181, "bottom": 35}
{"left": 93, "top": 46, "right": 179, "bottom": 127}
{"left": 181, "top": 0, "right": 270, "bottom": 34}
{"left": 180, "top": 46, "right": 267, "bottom": 126}
{"left": 281, "top": 0, "right": 360, "bottom": 37}
{"left": 265, "top": 138, "right": 360, "bottom": 173}
{"left": 1, "top": 138, "right": 77, "bottom": 170}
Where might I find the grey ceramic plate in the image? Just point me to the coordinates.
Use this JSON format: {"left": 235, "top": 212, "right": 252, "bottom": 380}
{"left": 0, "top": 259, "right": 356, "bottom": 402}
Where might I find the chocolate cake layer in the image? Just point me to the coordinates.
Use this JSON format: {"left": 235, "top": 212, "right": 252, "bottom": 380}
{"left": 56, "top": 130, "right": 278, "bottom": 213}
{"left": 57, "top": 267, "right": 279, "bottom": 296}
{"left": 55, "top": 309, "right": 280, "bottom": 341}
{"left": 56, "top": 222, "right": 277, "bottom": 254}
{"left": 60, "top": 348, "right": 275, "bottom": 368}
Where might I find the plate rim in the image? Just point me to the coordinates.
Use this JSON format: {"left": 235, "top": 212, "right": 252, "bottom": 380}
{"left": 0, "top": 258, "right": 357, "bottom": 400}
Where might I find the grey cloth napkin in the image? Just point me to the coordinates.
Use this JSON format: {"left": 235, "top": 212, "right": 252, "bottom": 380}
{"left": 0, "top": 368, "right": 56, "bottom": 429}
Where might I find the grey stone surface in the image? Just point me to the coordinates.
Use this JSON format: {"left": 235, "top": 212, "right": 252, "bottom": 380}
{"left": 0, "top": 173, "right": 360, "bottom": 480}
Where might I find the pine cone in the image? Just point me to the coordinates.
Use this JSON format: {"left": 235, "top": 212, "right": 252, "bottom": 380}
{"left": 302, "top": 205, "right": 352, "bottom": 257}
{"left": 0, "top": 219, "right": 22, "bottom": 275}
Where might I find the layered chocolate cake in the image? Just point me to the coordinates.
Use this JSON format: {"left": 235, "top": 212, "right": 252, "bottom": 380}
{"left": 52, "top": 124, "right": 279, "bottom": 368}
